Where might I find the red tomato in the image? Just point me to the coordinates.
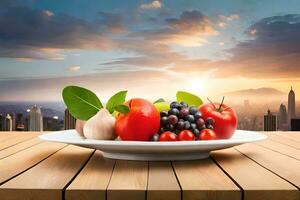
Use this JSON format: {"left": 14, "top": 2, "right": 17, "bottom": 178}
{"left": 199, "top": 129, "right": 217, "bottom": 140}
{"left": 159, "top": 131, "right": 178, "bottom": 142}
{"left": 178, "top": 130, "right": 195, "bottom": 141}
{"left": 199, "top": 102, "right": 237, "bottom": 139}
{"left": 115, "top": 98, "right": 160, "bottom": 141}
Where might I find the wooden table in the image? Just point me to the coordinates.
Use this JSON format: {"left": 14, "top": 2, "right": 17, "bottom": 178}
{"left": 0, "top": 132, "right": 299, "bottom": 200}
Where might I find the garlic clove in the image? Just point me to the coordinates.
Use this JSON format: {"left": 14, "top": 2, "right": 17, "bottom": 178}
{"left": 83, "top": 109, "right": 117, "bottom": 140}
{"left": 75, "top": 119, "right": 86, "bottom": 138}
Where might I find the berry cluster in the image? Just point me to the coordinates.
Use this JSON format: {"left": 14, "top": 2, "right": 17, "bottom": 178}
{"left": 151, "top": 101, "right": 215, "bottom": 141}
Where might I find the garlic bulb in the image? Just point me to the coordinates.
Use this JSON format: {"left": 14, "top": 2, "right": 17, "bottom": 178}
{"left": 75, "top": 119, "right": 86, "bottom": 138}
{"left": 83, "top": 109, "right": 116, "bottom": 140}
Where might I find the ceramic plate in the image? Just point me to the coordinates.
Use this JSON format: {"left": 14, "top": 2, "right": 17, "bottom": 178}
{"left": 39, "top": 130, "right": 267, "bottom": 161}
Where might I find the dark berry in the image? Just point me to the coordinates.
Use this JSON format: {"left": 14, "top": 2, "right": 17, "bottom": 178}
{"left": 159, "top": 127, "right": 165, "bottom": 134}
{"left": 176, "top": 121, "right": 185, "bottom": 130}
{"left": 165, "top": 124, "right": 174, "bottom": 131}
{"left": 151, "top": 134, "right": 159, "bottom": 141}
{"left": 193, "top": 129, "right": 200, "bottom": 137}
{"left": 168, "top": 108, "right": 179, "bottom": 116}
{"left": 190, "top": 123, "right": 197, "bottom": 130}
{"left": 168, "top": 115, "right": 178, "bottom": 125}
{"left": 170, "top": 101, "right": 181, "bottom": 109}
{"left": 180, "top": 101, "right": 188, "bottom": 108}
{"left": 199, "top": 124, "right": 206, "bottom": 130}
{"left": 189, "top": 106, "right": 198, "bottom": 115}
{"left": 207, "top": 124, "right": 214, "bottom": 129}
{"left": 178, "top": 118, "right": 184, "bottom": 122}
{"left": 179, "top": 108, "right": 189, "bottom": 119}
{"left": 160, "top": 111, "right": 168, "bottom": 117}
{"left": 196, "top": 118, "right": 205, "bottom": 129}
{"left": 160, "top": 116, "right": 168, "bottom": 126}
{"left": 186, "top": 115, "right": 195, "bottom": 123}
{"left": 184, "top": 121, "right": 191, "bottom": 129}
{"left": 194, "top": 111, "right": 202, "bottom": 119}
{"left": 206, "top": 117, "right": 215, "bottom": 125}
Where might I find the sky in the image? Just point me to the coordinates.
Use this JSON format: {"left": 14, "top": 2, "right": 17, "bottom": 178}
{"left": 1, "top": 0, "right": 300, "bottom": 102}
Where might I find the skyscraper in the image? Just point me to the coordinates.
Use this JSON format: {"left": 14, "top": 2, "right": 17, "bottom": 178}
{"left": 264, "top": 110, "right": 277, "bottom": 131}
{"left": 0, "top": 114, "right": 13, "bottom": 132}
{"left": 64, "top": 109, "right": 76, "bottom": 130}
{"left": 16, "top": 113, "right": 25, "bottom": 131}
{"left": 277, "top": 104, "right": 288, "bottom": 130}
{"left": 29, "top": 105, "right": 43, "bottom": 131}
{"left": 288, "top": 86, "right": 296, "bottom": 127}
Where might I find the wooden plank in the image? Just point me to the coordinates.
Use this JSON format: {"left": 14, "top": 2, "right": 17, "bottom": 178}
{"left": 147, "top": 162, "right": 181, "bottom": 200}
{"left": 107, "top": 160, "right": 148, "bottom": 200}
{"left": 0, "top": 145, "right": 94, "bottom": 200}
{"left": 212, "top": 148, "right": 299, "bottom": 200}
{"left": 0, "top": 133, "right": 40, "bottom": 150}
{"left": 66, "top": 151, "right": 115, "bottom": 200}
{"left": 276, "top": 133, "right": 300, "bottom": 142}
{"left": 236, "top": 143, "right": 300, "bottom": 188}
{"left": 173, "top": 158, "right": 241, "bottom": 200}
{"left": 256, "top": 140, "right": 300, "bottom": 160}
{"left": 264, "top": 133, "right": 300, "bottom": 150}
{"left": 0, "top": 142, "right": 65, "bottom": 184}
{"left": 0, "top": 137, "right": 42, "bottom": 160}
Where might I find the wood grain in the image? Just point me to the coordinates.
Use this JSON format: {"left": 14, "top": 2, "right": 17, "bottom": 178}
{"left": 277, "top": 132, "right": 300, "bottom": 142}
{"left": 66, "top": 151, "right": 115, "bottom": 200}
{"left": 0, "top": 145, "right": 94, "bottom": 200}
{"left": 0, "top": 133, "right": 40, "bottom": 150}
{"left": 264, "top": 133, "right": 300, "bottom": 149}
{"left": 0, "top": 142, "right": 65, "bottom": 184}
{"left": 107, "top": 160, "right": 148, "bottom": 200}
{"left": 0, "top": 137, "right": 42, "bottom": 160}
{"left": 173, "top": 158, "right": 241, "bottom": 200}
{"left": 211, "top": 148, "right": 299, "bottom": 200}
{"left": 236, "top": 143, "right": 300, "bottom": 188}
{"left": 147, "top": 162, "right": 181, "bottom": 200}
{"left": 256, "top": 139, "right": 300, "bottom": 160}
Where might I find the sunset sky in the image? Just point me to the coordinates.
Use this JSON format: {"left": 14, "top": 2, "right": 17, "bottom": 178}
{"left": 1, "top": 0, "right": 300, "bottom": 102}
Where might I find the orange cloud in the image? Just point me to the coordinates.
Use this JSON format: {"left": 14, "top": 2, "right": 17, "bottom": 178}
{"left": 140, "top": 1, "right": 162, "bottom": 9}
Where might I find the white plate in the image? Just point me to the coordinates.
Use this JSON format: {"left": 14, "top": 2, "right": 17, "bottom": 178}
{"left": 39, "top": 130, "right": 267, "bottom": 161}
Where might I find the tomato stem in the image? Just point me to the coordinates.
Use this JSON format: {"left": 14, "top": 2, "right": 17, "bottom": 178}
{"left": 207, "top": 97, "right": 217, "bottom": 109}
{"left": 217, "top": 96, "right": 225, "bottom": 112}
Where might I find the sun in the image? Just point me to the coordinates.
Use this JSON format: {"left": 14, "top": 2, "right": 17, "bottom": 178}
{"left": 185, "top": 78, "right": 207, "bottom": 96}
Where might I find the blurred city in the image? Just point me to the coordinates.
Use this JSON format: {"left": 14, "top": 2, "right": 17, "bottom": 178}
{"left": 0, "top": 86, "right": 299, "bottom": 132}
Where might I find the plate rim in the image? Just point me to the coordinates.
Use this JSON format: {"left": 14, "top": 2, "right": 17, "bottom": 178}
{"left": 39, "top": 129, "right": 267, "bottom": 147}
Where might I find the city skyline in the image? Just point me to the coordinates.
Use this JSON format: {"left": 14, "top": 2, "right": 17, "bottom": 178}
{"left": 1, "top": 1, "right": 300, "bottom": 101}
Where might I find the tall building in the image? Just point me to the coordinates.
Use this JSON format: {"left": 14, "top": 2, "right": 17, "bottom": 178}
{"left": 16, "top": 113, "right": 25, "bottom": 131}
{"left": 64, "top": 109, "right": 76, "bottom": 130}
{"left": 277, "top": 104, "right": 288, "bottom": 130}
{"left": 288, "top": 86, "right": 296, "bottom": 127}
{"left": 29, "top": 105, "right": 43, "bottom": 131}
{"left": 291, "top": 119, "right": 300, "bottom": 131}
{"left": 264, "top": 110, "right": 277, "bottom": 131}
{"left": 0, "top": 114, "right": 12, "bottom": 131}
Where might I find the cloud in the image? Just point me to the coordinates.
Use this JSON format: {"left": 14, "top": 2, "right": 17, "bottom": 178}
{"left": 0, "top": 5, "right": 119, "bottom": 60}
{"left": 67, "top": 66, "right": 81, "bottom": 72}
{"left": 98, "top": 11, "right": 126, "bottom": 33}
{"left": 140, "top": 1, "right": 162, "bottom": 9}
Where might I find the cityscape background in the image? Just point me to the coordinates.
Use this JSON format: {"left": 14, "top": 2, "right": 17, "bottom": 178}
{"left": 1, "top": 0, "right": 300, "bottom": 132}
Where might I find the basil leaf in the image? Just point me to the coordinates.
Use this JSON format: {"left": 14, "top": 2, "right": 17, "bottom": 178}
{"left": 106, "top": 90, "right": 128, "bottom": 114}
{"left": 153, "top": 98, "right": 165, "bottom": 104}
{"left": 114, "top": 105, "right": 130, "bottom": 114}
{"left": 62, "top": 86, "right": 103, "bottom": 120}
{"left": 176, "top": 91, "right": 203, "bottom": 107}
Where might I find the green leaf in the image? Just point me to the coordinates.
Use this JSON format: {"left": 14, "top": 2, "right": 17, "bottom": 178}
{"left": 106, "top": 90, "right": 128, "bottom": 114}
{"left": 114, "top": 104, "right": 130, "bottom": 114}
{"left": 62, "top": 86, "right": 103, "bottom": 120}
{"left": 176, "top": 91, "right": 203, "bottom": 107}
{"left": 153, "top": 98, "right": 165, "bottom": 104}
